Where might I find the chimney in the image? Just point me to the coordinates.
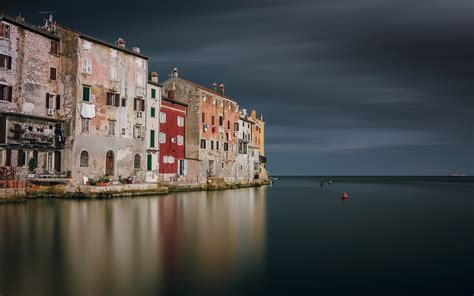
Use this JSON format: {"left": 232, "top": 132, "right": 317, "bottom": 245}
{"left": 115, "top": 37, "right": 126, "bottom": 48}
{"left": 168, "top": 89, "right": 175, "bottom": 100}
{"left": 212, "top": 82, "right": 217, "bottom": 93}
{"left": 172, "top": 67, "right": 179, "bottom": 77}
{"left": 251, "top": 110, "right": 257, "bottom": 119}
{"left": 15, "top": 12, "right": 25, "bottom": 23}
{"left": 219, "top": 83, "right": 224, "bottom": 96}
{"left": 132, "top": 47, "right": 140, "bottom": 53}
{"left": 150, "top": 71, "right": 158, "bottom": 83}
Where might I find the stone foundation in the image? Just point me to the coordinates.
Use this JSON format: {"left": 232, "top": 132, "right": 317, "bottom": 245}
{"left": 0, "top": 178, "right": 270, "bottom": 203}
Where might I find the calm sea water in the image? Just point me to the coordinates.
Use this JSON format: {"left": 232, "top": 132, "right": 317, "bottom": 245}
{"left": 0, "top": 177, "right": 473, "bottom": 295}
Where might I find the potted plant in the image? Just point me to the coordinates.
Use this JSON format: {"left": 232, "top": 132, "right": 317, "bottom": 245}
{"left": 28, "top": 158, "right": 38, "bottom": 173}
{"left": 97, "top": 175, "right": 110, "bottom": 187}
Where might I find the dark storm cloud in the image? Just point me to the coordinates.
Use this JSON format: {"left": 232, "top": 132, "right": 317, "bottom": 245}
{"left": 3, "top": 0, "right": 473, "bottom": 174}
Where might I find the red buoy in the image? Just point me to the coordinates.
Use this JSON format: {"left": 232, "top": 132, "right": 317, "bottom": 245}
{"left": 341, "top": 192, "right": 349, "bottom": 199}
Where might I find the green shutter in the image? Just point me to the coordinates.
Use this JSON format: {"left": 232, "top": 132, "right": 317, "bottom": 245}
{"left": 151, "top": 89, "right": 156, "bottom": 99}
{"left": 151, "top": 107, "right": 155, "bottom": 117}
{"left": 150, "top": 130, "right": 155, "bottom": 148}
{"left": 147, "top": 154, "right": 152, "bottom": 171}
{"left": 83, "top": 87, "right": 90, "bottom": 102}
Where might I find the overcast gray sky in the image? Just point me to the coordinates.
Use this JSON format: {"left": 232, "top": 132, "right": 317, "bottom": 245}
{"left": 3, "top": 0, "right": 473, "bottom": 175}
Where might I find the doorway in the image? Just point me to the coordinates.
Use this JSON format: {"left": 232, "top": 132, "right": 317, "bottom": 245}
{"left": 106, "top": 150, "right": 114, "bottom": 176}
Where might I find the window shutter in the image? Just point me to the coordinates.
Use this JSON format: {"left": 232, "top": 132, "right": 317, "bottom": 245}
{"left": 7, "top": 86, "right": 12, "bottom": 102}
{"left": 50, "top": 67, "right": 56, "bottom": 80}
{"left": 7, "top": 56, "right": 12, "bottom": 69}
{"left": 147, "top": 154, "right": 152, "bottom": 171}
{"left": 140, "top": 100, "right": 145, "bottom": 111}
{"left": 56, "top": 95, "right": 61, "bottom": 110}
{"left": 114, "top": 94, "right": 120, "bottom": 107}
{"left": 46, "top": 93, "right": 50, "bottom": 108}
{"left": 0, "top": 24, "right": 4, "bottom": 37}
{"left": 134, "top": 98, "right": 137, "bottom": 110}
{"left": 0, "top": 85, "right": 4, "bottom": 101}
{"left": 150, "top": 130, "right": 155, "bottom": 148}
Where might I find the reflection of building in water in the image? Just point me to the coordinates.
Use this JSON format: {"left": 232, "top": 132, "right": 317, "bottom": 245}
{"left": 0, "top": 188, "right": 266, "bottom": 295}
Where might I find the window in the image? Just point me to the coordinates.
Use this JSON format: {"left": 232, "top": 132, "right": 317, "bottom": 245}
{"left": 17, "top": 149, "right": 25, "bottom": 167}
{"left": 83, "top": 41, "right": 92, "bottom": 51}
{"left": 177, "top": 116, "right": 184, "bottom": 127}
{"left": 234, "top": 122, "right": 239, "bottom": 131}
{"left": 147, "top": 154, "right": 152, "bottom": 171}
{"left": 151, "top": 88, "right": 156, "bottom": 99}
{"left": 219, "top": 116, "right": 223, "bottom": 126}
{"left": 211, "top": 116, "right": 215, "bottom": 125}
{"left": 106, "top": 92, "right": 120, "bottom": 107}
{"left": 150, "top": 107, "right": 156, "bottom": 117}
{"left": 150, "top": 130, "right": 155, "bottom": 148}
{"left": 121, "top": 98, "right": 126, "bottom": 107}
{"left": 0, "top": 23, "right": 10, "bottom": 39}
{"left": 45, "top": 93, "right": 54, "bottom": 109}
{"left": 159, "top": 132, "right": 166, "bottom": 144}
{"left": 134, "top": 125, "right": 142, "bottom": 138}
{"left": 211, "top": 140, "right": 214, "bottom": 150}
{"left": 81, "top": 118, "right": 90, "bottom": 133}
{"left": 82, "top": 86, "right": 90, "bottom": 102}
{"left": 80, "top": 151, "right": 89, "bottom": 167}
{"left": 224, "top": 142, "right": 229, "bottom": 151}
{"left": 50, "top": 40, "right": 59, "bottom": 55}
{"left": 202, "top": 113, "right": 206, "bottom": 123}
{"left": 216, "top": 141, "right": 219, "bottom": 150}
{"left": 134, "top": 98, "right": 145, "bottom": 111}
{"left": 136, "top": 73, "right": 143, "bottom": 86}
{"left": 200, "top": 139, "right": 206, "bottom": 149}
{"left": 108, "top": 121, "right": 116, "bottom": 136}
{"left": 227, "top": 120, "right": 230, "bottom": 129}
{"left": 160, "top": 112, "right": 166, "bottom": 123}
{"left": 177, "top": 135, "right": 184, "bottom": 146}
{"left": 0, "top": 54, "right": 12, "bottom": 69}
{"left": 50, "top": 67, "right": 56, "bottom": 80}
{"left": 0, "top": 84, "right": 12, "bottom": 102}
{"left": 82, "top": 59, "right": 92, "bottom": 74}
{"left": 134, "top": 154, "right": 141, "bottom": 169}
{"left": 109, "top": 65, "right": 118, "bottom": 80}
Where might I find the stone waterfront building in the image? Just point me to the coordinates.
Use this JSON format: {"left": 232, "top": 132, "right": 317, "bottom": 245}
{"left": 0, "top": 14, "right": 69, "bottom": 175}
{"left": 161, "top": 69, "right": 240, "bottom": 183}
{"left": 55, "top": 23, "right": 149, "bottom": 183}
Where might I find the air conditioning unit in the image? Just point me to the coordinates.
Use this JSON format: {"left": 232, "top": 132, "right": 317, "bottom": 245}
{"left": 47, "top": 109, "right": 54, "bottom": 116}
{"left": 137, "top": 111, "right": 144, "bottom": 117}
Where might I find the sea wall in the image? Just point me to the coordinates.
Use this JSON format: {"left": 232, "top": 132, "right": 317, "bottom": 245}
{"left": 0, "top": 178, "right": 271, "bottom": 203}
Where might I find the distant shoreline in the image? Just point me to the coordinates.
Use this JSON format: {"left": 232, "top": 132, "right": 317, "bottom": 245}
{"left": 273, "top": 176, "right": 474, "bottom": 183}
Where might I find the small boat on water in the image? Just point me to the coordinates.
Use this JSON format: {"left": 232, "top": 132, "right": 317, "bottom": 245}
{"left": 328, "top": 180, "right": 333, "bottom": 185}
{"left": 341, "top": 192, "right": 349, "bottom": 200}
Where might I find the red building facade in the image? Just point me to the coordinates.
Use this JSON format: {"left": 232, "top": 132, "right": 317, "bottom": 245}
{"left": 158, "top": 96, "right": 187, "bottom": 178}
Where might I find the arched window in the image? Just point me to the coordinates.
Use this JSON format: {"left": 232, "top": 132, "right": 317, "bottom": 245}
{"left": 134, "top": 154, "right": 141, "bottom": 169}
{"left": 80, "top": 150, "right": 89, "bottom": 167}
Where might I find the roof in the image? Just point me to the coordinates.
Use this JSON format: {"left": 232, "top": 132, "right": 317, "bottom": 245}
{"left": 162, "top": 97, "right": 188, "bottom": 107}
{"left": 0, "top": 14, "right": 60, "bottom": 40}
{"left": 168, "top": 77, "right": 237, "bottom": 104}
{"left": 148, "top": 80, "right": 163, "bottom": 87}
{"left": 55, "top": 23, "right": 149, "bottom": 59}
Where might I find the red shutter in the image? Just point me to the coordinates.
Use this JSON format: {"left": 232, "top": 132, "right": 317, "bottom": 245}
{"left": 56, "top": 95, "right": 61, "bottom": 110}
{"left": 45, "top": 93, "right": 50, "bottom": 108}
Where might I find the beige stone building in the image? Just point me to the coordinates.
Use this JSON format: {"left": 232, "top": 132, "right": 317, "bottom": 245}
{"left": 55, "top": 23, "right": 149, "bottom": 183}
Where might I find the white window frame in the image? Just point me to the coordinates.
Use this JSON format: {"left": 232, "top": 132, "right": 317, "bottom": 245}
{"left": 177, "top": 135, "right": 184, "bottom": 146}
{"left": 177, "top": 116, "right": 184, "bottom": 127}
{"left": 83, "top": 59, "right": 92, "bottom": 74}
{"left": 109, "top": 65, "right": 118, "bottom": 81}
{"left": 159, "top": 132, "right": 166, "bottom": 144}
{"left": 108, "top": 120, "right": 116, "bottom": 136}
{"left": 81, "top": 118, "right": 90, "bottom": 133}
{"left": 160, "top": 112, "right": 166, "bottom": 123}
